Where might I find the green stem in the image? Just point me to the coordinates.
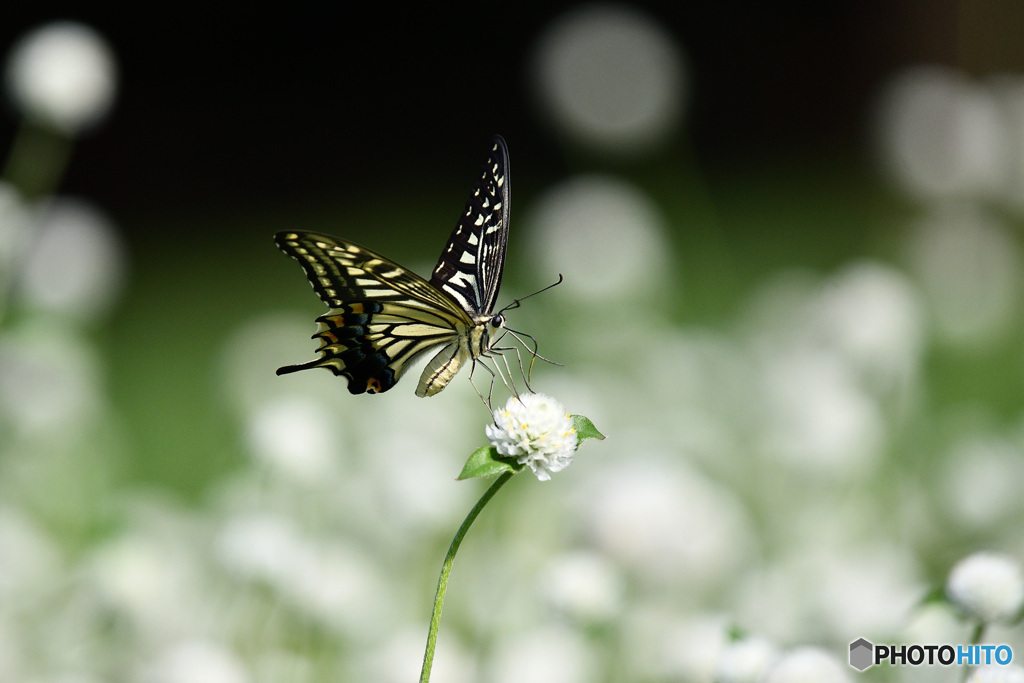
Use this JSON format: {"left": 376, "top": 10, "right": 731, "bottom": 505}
{"left": 0, "top": 120, "right": 73, "bottom": 327}
{"left": 419, "top": 471, "right": 514, "bottom": 683}
{"left": 2, "top": 120, "right": 73, "bottom": 199}
{"left": 962, "top": 621, "right": 987, "bottom": 683}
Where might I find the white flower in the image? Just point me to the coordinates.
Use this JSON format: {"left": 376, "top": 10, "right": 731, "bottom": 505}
{"left": 486, "top": 393, "right": 577, "bottom": 481}
{"left": 760, "top": 647, "right": 851, "bottom": 683}
{"left": 946, "top": 552, "right": 1024, "bottom": 623}
{"left": 716, "top": 637, "right": 779, "bottom": 683}
{"left": 19, "top": 197, "right": 126, "bottom": 321}
{"left": 540, "top": 550, "right": 624, "bottom": 622}
{"left": 5, "top": 21, "right": 118, "bottom": 134}
{"left": 142, "top": 639, "right": 248, "bottom": 683}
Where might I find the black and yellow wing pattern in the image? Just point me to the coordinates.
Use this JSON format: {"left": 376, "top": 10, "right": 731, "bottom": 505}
{"left": 275, "top": 135, "right": 510, "bottom": 397}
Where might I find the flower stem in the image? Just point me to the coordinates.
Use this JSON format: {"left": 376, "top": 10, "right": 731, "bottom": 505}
{"left": 962, "top": 621, "right": 987, "bottom": 683}
{"left": 419, "top": 471, "right": 514, "bottom": 683}
{"left": 2, "top": 120, "right": 73, "bottom": 199}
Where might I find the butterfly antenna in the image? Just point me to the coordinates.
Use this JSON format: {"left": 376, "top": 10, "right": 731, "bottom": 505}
{"left": 496, "top": 274, "right": 564, "bottom": 316}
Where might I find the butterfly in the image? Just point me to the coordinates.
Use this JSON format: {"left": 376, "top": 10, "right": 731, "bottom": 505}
{"left": 275, "top": 135, "right": 513, "bottom": 399}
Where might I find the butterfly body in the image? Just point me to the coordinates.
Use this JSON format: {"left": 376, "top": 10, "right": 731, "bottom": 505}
{"left": 275, "top": 136, "right": 510, "bottom": 397}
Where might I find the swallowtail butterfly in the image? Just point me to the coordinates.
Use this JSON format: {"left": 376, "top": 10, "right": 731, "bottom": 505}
{"left": 275, "top": 135, "right": 512, "bottom": 398}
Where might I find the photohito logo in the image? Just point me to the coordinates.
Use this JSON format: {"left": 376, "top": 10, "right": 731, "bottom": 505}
{"left": 849, "top": 638, "right": 1014, "bottom": 672}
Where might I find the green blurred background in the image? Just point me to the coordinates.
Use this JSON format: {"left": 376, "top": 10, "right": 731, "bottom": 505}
{"left": 3, "top": 3, "right": 1024, "bottom": 682}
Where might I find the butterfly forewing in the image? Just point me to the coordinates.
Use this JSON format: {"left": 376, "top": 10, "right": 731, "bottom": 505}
{"left": 430, "top": 135, "right": 510, "bottom": 316}
{"left": 275, "top": 136, "right": 512, "bottom": 398}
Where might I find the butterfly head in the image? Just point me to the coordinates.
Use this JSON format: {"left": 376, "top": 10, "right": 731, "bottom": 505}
{"left": 490, "top": 313, "right": 505, "bottom": 329}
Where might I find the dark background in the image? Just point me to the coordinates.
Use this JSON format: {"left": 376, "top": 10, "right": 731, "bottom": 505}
{"left": 5, "top": 3, "right": 1022, "bottom": 228}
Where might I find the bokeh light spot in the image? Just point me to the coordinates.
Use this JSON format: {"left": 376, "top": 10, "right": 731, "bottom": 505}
{"left": 527, "top": 175, "right": 671, "bottom": 304}
{"left": 530, "top": 4, "right": 686, "bottom": 154}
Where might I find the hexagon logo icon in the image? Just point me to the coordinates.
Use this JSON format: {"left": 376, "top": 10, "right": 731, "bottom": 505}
{"left": 849, "top": 638, "right": 874, "bottom": 671}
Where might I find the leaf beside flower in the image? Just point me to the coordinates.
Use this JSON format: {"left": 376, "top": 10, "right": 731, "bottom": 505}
{"left": 571, "top": 414, "right": 605, "bottom": 444}
{"left": 457, "top": 445, "right": 522, "bottom": 480}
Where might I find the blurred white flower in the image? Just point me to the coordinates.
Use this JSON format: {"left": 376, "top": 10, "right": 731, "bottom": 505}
{"left": 582, "top": 456, "right": 751, "bottom": 584}
{"left": 804, "top": 262, "right": 925, "bottom": 393}
{"left": 249, "top": 650, "right": 315, "bottom": 683}
{"left": 356, "top": 384, "right": 478, "bottom": 532}
{"left": 732, "top": 540, "right": 921, "bottom": 643}
{"left": 88, "top": 530, "right": 209, "bottom": 641}
{"left": 621, "top": 610, "right": 728, "bottom": 682}
{"left": 486, "top": 624, "right": 597, "bottom": 683}
{"left": 4, "top": 22, "right": 118, "bottom": 134}
{"left": 245, "top": 395, "right": 340, "bottom": 484}
{"left": 486, "top": 393, "right": 576, "bottom": 481}
{"left": 740, "top": 267, "right": 916, "bottom": 470}
{"left": 815, "top": 544, "right": 923, "bottom": 637}
{"left": 350, "top": 627, "right": 476, "bottom": 683}
{"left": 760, "top": 647, "right": 851, "bottom": 683}
{"left": 0, "top": 322, "right": 104, "bottom": 432}
{"left": 906, "top": 203, "right": 1021, "bottom": 347}
{"left": 715, "top": 637, "right": 779, "bottom": 683}
{"left": 902, "top": 601, "right": 963, "bottom": 646}
{"left": 0, "top": 614, "right": 26, "bottom": 682}
{"left": 874, "top": 66, "right": 1009, "bottom": 201}
{"left": 531, "top": 4, "right": 686, "bottom": 154}
{"left": 215, "top": 513, "right": 389, "bottom": 637}
{"left": 539, "top": 550, "right": 623, "bottom": 623}
{"left": 0, "top": 505, "right": 62, "bottom": 606}
{"left": 756, "top": 347, "right": 884, "bottom": 476}
{"left": 215, "top": 512, "right": 304, "bottom": 586}
{"left": 18, "top": 197, "right": 126, "bottom": 322}
{"left": 142, "top": 640, "right": 249, "bottom": 683}
{"left": 364, "top": 430, "right": 475, "bottom": 532}
{"left": 947, "top": 552, "right": 1024, "bottom": 623}
{"left": 218, "top": 313, "right": 338, "bottom": 417}
{"left": 527, "top": 175, "right": 671, "bottom": 304}
{"left": 991, "top": 74, "right": 1024, "bottom": 214}
{"left": 942, "top": 435, "right": 1024, "bottom": 529}
{"left": 967, "top": 664, "right": 1024, "bottom": 683}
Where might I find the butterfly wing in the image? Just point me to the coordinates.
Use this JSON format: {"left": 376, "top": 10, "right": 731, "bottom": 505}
{"left": 275, "top": 231, "right": 474, "bottom": 395}
{"left": 429, "top": 135, "right": 510, "bottom": 316}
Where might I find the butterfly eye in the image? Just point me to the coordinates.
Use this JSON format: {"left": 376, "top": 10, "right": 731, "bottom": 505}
{"left": 491, "top": 314, "right": 505, "bottom": 328}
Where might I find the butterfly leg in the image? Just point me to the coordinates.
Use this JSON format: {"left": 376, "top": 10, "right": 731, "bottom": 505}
{"left": 504, "top": 341, "right": 535, "bottom": 394}
{"left": 468, "top": 357, "right": 499, "bottom": 412}
{"left": 488, "top": 330, "right": 539, "bottom": 395}
{"left": 495, "top": 347, "right": 525, "bottom": 398}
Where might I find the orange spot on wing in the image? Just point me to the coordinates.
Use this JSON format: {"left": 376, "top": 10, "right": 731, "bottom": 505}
{"left": 367, "top": 378, "right": 383, "bottom": 393}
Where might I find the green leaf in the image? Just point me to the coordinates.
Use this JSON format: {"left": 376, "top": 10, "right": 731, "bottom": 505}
{"left": 457, "top": 445, "right": 522, "bottom": 480}
{"left": 571, "top": 414, "right": 605, "bottom": 444}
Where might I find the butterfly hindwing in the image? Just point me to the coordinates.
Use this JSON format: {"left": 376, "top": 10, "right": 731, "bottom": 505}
{"left": 274, "top": 231, "right": 473, "bottom": 395}
{"left": 430, "top": 135, "right": 510, "bottom": 316}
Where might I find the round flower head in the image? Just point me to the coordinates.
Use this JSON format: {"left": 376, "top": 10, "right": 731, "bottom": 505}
{"left": 946, "top": 552, "right": 1024, "bottom": 623}
{"left": 716, "top": 637, "right": 779, "bottom": 683}
{"left": 486, "top": 393, "right": 577, "bottom": 481}
{"left": 5, "top": 21, "right": 118, "bottom": 134}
